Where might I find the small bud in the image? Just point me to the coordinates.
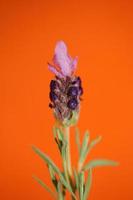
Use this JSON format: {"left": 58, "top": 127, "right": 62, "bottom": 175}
{"left": 50, "top": 80, "right": 58, "bottom": 90}
{"left": 49, "top": 91, "right": 58, "bottom": 102}
{"left": 67, "top": 86, "right": 79, "bottom": 97}
{"left": 67, "top": 98, "right": 78, "bottom": 110}
{"left": 79, "top": 86, "right": 83, "bottom": 96}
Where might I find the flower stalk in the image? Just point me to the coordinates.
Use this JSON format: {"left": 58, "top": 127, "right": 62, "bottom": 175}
{"left": 64, "top": 126, "right": 72, "bottom": 177}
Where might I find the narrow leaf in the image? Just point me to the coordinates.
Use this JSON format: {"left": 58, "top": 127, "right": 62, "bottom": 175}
{"left": 57, "top": 181, "right": 64, "bottom": 200}
{"left": 53, "top": 127, "right": 64, "bottom": 152}
{"left": 83, "top": 159, "right": 119, "bottom": 171}
{"left": 48, "top": 165, "right": 55, "bottom": 180}
{"left": 73, "top": 169, "right": 79, "bottom": 190}
{"left": 79, "top": 135, "right": 102, "bottom": 169}
{"left": 83, "top": 169, "right": 92, "bottom": 200}
{"left": 33, "top": 175, "right": 56, "bottom": 199}
{"left": 79, "top": 172, "right": 84, "bottom": 200}
{"left": 48, "top": 165, "right": 58, "bottom": 189}
{"left": 32, "top": 146, "right": 60, "bottom": 174}
{"left": 80, "top": 131, "right": 90, "bottom": 160}
{"left": 57, "top": 127, "right": 64, "bottom": 141}
{"left": 87, "top": 135, "right": 102, "bottom": 154}
{"left": 78, "top": 131, "right": 90, "bottom": 171}
{"left": 32, "top": 146, "right": 76, "bottom": 199}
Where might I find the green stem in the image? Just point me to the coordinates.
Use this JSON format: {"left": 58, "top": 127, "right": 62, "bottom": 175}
{"left": 64, "top": 126, "right": 72, "bottom": 177}
{"left": 61, "top": 126, "right": 77, "bottom": 200}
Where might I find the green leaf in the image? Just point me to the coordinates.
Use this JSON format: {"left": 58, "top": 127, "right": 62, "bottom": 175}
{"left": 53, "top": 126, "right": 64, "bottom": 153}
{"left": 83, "top": 159, "right": 119, "bottom": 171}
{"left": 75, "top": 127, "right": 81, "bottom": 154}
{"left": 33, "top": 175, "right": 56, "bottom": 199}
{"left": 83, "top": 169, "right": 92, "bottom": 200}
{"left": 32, "top": 146, "right": 60, "bottom": 174}
{"left": 57, "top": 181, "right": 64, "bottom": 200}
{"left": 87, "top": 135, "right": 102, "bottom": 154}
{"left": 80, "top": 131, "right": 90, "bottom": 160}
{"left": 73, "top": 169, "right": 79, "bottom": 191}
{"left": 78, "top": 135, "right": 102, "bottom": 171}
{"left": 79, "top": 172, "right": 85, "bottom": 200}
{"left": 32, "top": 146, "right": 76, "bottom": 199}
{"left": 48, "top": 165, "right": 58, "bottom": 189}
{"left": 78, "top": 131, "right": 90, "bottom": 171}
{"left": 56, "top": 127, "right": 64, "bottom": 141}
{"left": 48, "top": 164, "right": 55, "bottom": 180}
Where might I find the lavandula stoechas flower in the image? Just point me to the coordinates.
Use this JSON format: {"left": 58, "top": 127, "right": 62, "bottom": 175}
{"left": 48, "top": 41, "right": 83, "bottom": 126}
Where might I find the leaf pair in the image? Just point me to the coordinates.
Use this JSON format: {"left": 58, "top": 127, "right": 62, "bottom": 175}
{"left": 76, "top": 128, "right": 102, "bottom": 171}
{"left": 75, "top": 128, "right": 118, "bottom": 200}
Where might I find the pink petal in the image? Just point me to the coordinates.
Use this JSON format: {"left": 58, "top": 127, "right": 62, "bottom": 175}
{"left": 55, "top": 40, "right": 67, "bottom": 54}
{"left": 71, "top": 56, "right": 78, "bottom": 71}
{"left": 48, "top": 41, "right": 78, "bottom": 78}
{"left": 54, "top": 41, "right": 72, "bottom": 76}
{"left": 48, "top": 63, "right": 64, "bottom": 78}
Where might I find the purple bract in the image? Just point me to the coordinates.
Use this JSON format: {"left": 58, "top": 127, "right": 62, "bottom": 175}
{"left": 48, "top": 41, "right": 78, "bottom": 78}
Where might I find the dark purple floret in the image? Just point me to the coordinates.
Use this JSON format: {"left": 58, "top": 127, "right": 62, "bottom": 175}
{"left": 67, "top": 98, "right": 78, "bottom": 110}
{"left": 49, "top": 91, "right": 58, "bottom": 102}
{"left": 49, "top": 103, "right": 54, "bottom": 108}
{"left": 50, "top": 80, "right": 57, "bottom": 90}
{"left": 72, "top": 76, "right": 82, "bottom": 88}
{"left": 67, "top": 86, "right": 78, "bottom": 97}
{"left": 79, "top": 86, "right": 83, "bottom": 95}
{"left": 49, "top": 75, "right": 83, "bottom": 122}
{"left": 76, "top": 76, "right": 82, "bottom": 86}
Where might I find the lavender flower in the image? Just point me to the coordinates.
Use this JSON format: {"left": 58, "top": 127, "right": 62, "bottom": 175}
{"left": 48, "top": 41, "right": 83, "bottom": 126}
{"left": 32, "top": 41, "right": 118, "bottom": 200}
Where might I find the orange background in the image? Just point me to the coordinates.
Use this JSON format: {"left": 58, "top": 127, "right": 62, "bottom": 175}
{"left": 0, "top": 0, "right": 133, "bottom": 200}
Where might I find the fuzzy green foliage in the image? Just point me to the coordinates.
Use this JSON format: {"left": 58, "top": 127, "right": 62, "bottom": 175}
{"left": 32, "top": 127, "right": 118, "bottom": 200}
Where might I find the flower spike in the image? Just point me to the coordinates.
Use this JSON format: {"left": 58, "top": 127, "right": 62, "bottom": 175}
{"left": 48, "top": 41, "right": 83, "bottom": 126}
{"left": 33, "top": 41, "right": 118, "bottom": 200}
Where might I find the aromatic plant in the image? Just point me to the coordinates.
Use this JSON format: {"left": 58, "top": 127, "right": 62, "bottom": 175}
{"left": 32, "top": 41, "right": 118, "bottom": 200}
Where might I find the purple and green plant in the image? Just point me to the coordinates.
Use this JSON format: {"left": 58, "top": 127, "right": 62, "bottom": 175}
{"left": 32, "top": 41, "right": 118, "bottom": 200}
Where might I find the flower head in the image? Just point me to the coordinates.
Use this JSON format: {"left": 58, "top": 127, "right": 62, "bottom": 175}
{"left": 48, "top": 41, "right": 83, "bottom": 127}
